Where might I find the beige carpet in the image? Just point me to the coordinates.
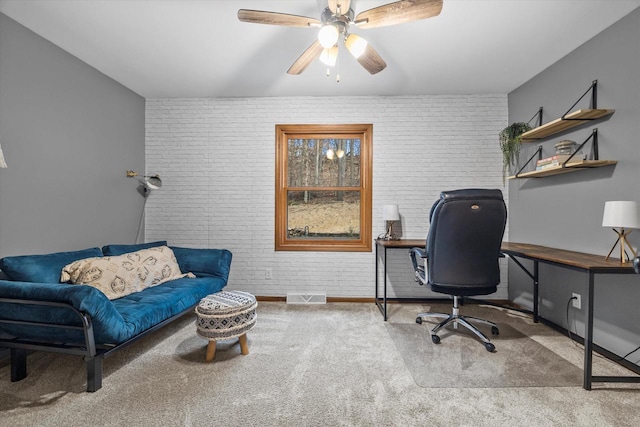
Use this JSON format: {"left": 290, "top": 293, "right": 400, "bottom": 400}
{"left": 1, "top": 302, "right": 639, "bottom": 427}
{"left": 386, "top": 304, "right": 583, "bottom": 387}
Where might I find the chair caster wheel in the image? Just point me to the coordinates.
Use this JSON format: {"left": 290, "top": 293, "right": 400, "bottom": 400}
{"left": 491, "top": 326, "right": 499, "bottom": 335}
{"left": 431, "top": 334, "right": 440, "bottom": 344}
{"left": 484, "top": 342, "right": 495, "bottom": 352}
{"left": 416, "top": 317, "right": 423, "bottom": 324}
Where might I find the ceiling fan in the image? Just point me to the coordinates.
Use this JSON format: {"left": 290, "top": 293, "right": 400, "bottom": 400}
{"left": 238, "top": 0, "right": 443, "bottom": 76}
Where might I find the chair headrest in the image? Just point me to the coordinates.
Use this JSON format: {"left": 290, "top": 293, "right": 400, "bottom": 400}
{"left": 440, "top": 188, "right": 504, "bottom": 202}
{"left": 430, "top": 189, "right": 504, "bottom": 222}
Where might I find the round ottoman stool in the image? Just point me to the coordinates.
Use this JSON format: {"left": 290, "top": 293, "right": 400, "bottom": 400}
{"left": 195, "top": 290, "right": 257, "bottom": 362}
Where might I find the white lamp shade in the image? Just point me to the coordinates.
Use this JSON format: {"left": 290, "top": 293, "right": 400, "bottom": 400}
{"left": 143, "top": 175, "right": 162, "bottom": 190}
{"left": 345, "top": 33, "right": 368, "bottom": 58}
{"left": 383, "top": 204, "right": 400, "bottom": 221}
{"left": 318, "top": 25, "right": 339, "bottom": 49}
{"left": 319, "top": 46, "right": 338, "bottom": 66}
{"left": 602, "top": 201, "right": 640, "bottom": 228}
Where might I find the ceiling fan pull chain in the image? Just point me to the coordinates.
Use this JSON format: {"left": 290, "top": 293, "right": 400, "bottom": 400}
{"left": 336, "top": 44, "right": 341, "bottom": 83}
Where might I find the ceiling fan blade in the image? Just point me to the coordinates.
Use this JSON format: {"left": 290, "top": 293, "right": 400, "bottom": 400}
{"left": 345, "top": 34, "right": 387, "bottom": 75}
{"left": 355, "top": 0, "right": 443, "bottom": 29}
{"left": 328, "top": 0, "right": 352, "bottom": 14}
{"left": 287, "top": 40, "right": 324, "bottom": 75}
{"left": 238, "top": 9, "right": 321, "bottom": 27}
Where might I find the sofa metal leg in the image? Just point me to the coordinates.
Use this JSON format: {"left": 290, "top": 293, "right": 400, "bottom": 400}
{"left": 86, "top": 355, "right": 104, "bottom": 392}
{"left": 10, "top": 348, "right": 27, "bottom": 382}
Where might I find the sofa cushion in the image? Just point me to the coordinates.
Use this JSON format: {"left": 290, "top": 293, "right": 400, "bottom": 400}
{"left": 0, "top": 247, "right": 103, "bottom": 283}
{"left": 170, "top": 246, "right": 233, "bottom": 280}
{"left": 102, "top": 240, "right": 167, "bottom": 256}
{"left": 61, "top": 246, "right": 194, "bottom": 300}
{"left": 109, "top": 276, "right": 227, "bottom": 342}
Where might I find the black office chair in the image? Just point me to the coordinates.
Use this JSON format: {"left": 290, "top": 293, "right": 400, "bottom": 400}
{"left": 410, "top": 189, "right": 507, "bottom": 352}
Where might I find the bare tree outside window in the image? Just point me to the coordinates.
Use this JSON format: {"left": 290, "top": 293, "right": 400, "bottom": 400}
{"left": 275, "top": 124, "right": 372, "bottom": 252}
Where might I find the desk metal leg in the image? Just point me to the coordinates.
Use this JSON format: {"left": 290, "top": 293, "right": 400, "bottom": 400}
{"left": 504, "top": 254, "right": 539, "bottom": 322}
{"left": 375, "top": 244, "right": 379, "bottom": 304}
{"left": 383, "top": 246, "right": 388, "bottom": 320}
{"left": 584, "top": 272, "right": 595, "bottom": 390}
{"left": 374, "top": 243, "right": 388, "bottom": 320}
{"left": 533, "top": 261, "right": 539, "bottom": 323}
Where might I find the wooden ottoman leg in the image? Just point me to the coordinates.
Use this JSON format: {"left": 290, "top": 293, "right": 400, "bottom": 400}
{"left": 239, "top": 333, "right": 249, "bottom": 355}
{"left": 205, "top": 340, "right": 216, "bottom": 362}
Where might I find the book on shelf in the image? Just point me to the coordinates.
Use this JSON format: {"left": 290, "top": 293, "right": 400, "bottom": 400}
{"left": 535, "top": 154, "right": 584, "bottom": 170}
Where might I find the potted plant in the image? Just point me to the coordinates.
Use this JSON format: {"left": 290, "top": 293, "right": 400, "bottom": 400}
{"left": 499, "top": 122, "right": 531, "bottom": 183}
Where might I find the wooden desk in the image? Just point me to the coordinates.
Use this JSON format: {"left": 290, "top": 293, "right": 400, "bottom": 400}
{"left": 501, "top": 242, "right": 639, "bottom": 390}
{"left": 374, "top": 239, "right": 424, "bottom": 321}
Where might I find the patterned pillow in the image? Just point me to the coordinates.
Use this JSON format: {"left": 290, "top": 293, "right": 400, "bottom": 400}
{"left": 61, "top": 246, "right": 195, "bottom": 300}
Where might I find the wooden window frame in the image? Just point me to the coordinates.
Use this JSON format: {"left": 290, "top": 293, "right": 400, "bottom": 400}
{"left": 275, "top": 124, "right": 373, "bottom": 252}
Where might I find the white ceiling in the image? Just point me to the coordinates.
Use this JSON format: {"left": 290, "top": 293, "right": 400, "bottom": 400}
{"left": 1, "top": 0, "right": 639, "bottom": 98}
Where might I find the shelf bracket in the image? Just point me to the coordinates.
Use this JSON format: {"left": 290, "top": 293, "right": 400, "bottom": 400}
{"left": 527, "top": 107, "right": 543, "bottom": 128}
{"left": 562, "top": 128, "right": 599, "bottom": 167}
{"left": 562, "top": 80, "right": 598, "bottom": 120}
{"left": 514, "top": 145, "right": 543, "bottom": 178}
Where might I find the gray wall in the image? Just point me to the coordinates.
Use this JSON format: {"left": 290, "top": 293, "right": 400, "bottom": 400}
{"left": 508, "top": 9, "right": 640, "bottom": 365}
{"left": 0, "top": 13, "right": 146, "bottom": 259}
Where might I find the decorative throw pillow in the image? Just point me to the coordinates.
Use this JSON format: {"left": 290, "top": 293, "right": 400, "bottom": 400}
{"left": 61, "top": 246, "right": 194, "bottom": 300}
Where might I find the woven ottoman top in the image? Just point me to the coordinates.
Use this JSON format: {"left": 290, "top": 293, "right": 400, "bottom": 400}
{"left": 196, "top": 290, "right": 257, "bottom": 315}
{"left": 196, "top": 290, "right": 257, "bottom": 340}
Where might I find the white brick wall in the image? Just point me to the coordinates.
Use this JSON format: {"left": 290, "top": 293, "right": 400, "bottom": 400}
{"left": 145, "top": 95, "right": 509, "bottom": 299}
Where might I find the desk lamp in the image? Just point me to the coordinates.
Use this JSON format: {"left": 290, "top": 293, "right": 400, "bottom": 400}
{"left": 602, "top": 201, "right": 640, "bottom": 263}
{"left": 382, "top": 204, "right": 400, "bottom": 240}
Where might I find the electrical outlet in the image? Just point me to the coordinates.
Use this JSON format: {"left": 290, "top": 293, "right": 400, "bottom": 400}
{"left": 572, "top": 293, "right": 581, "bottom": 310}
{"left": 265, "top": 268, "right": 273, "bottom": 280}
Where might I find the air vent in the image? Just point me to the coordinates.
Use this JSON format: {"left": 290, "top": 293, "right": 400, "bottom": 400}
{"left": 286, "top": 293, "right": 327, "bottom": 304}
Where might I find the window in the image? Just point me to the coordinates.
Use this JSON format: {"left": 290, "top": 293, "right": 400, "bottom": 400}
{"left": 275, "top": 124, "right": 372, "bottom": 252}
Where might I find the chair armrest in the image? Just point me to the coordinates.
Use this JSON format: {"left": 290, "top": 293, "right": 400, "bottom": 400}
{"left": 409, "top": 247, "right": 428, "bottom": 286}
{"left": 409, "top": 247, "right": 427, "bottom": 269}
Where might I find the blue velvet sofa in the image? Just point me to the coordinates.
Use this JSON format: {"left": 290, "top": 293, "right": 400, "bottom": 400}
{"left": 0, "top": 241, "right": 232, "bottom": 392}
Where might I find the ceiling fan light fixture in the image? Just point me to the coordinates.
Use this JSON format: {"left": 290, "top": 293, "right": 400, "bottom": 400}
{"left": 319, "top": 46, "right": 339, "bottom": 66}
{"left": 239, "top": 0, "right": 442, "bottom": 77}
{"left": 318, "top": 24, "right": 339, "bottom": 48}
{"left": 345, "top": 33, "right": 368, "bottom": 58}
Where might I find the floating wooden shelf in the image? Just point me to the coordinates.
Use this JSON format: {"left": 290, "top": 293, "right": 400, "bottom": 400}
{"left": 520, "top": 109, "right": 615, "bottom": 141}
{"left": 508, "top": 160, "right": 617, "bottom": 179}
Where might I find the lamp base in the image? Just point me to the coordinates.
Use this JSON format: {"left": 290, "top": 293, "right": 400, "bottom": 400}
{"left": 605, "top": 228, "right": 637, "bottom": 263}
{"left": 382, "top": 222, "right": 398, "bottom": 241}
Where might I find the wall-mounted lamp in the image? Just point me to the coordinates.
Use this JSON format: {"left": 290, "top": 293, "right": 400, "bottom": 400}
{"left": 602, "top": 201, "right": 640, "bottom": 263}
{"left": 127, "top": 170, "right": 162, "bottom": 197}
{"left": 128, "top": 170, "right": 162, "bottom": 244}
{"left": 382, "top": 204, "right": 400, "bottom": 241}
